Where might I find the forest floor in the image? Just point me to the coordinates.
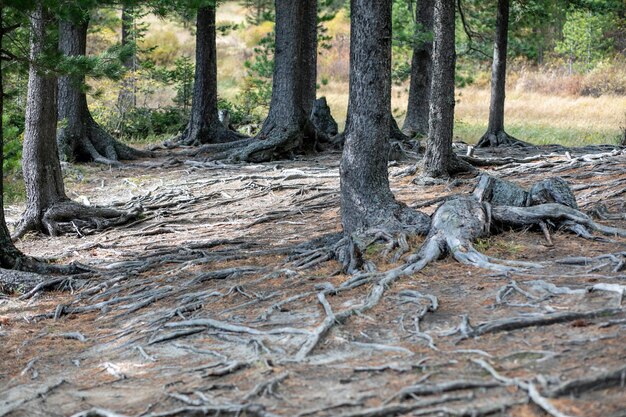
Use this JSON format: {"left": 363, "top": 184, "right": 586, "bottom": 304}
{"left": 1, "top": 144, "right": 626, "bottom": 417}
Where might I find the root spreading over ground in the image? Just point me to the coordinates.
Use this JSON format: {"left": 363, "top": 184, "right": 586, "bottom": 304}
{"left": 1, "top": 144, "right": 626, "bottom": 417}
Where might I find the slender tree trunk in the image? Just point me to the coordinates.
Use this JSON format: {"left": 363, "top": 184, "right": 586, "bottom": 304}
{"left": 485, "top": 0, "right": 508, "bottom": 135}
{"left": 117, "top": 5, "right": 136, "bottom": 112}
{"left": 176, "top": 5, "right": 241, "bottom": 145}
{"left": 476, "top": 0, "right": 527, "bottom": 148}
{"left": 422, "top": 0, "right": 471, "bottom": 178}
{"left": 0, "top": 9, "right": 24, "bottom": 269}
{"left": 57, "top": 18, "right": 146, "bottom": 163}
{"left": 340, "top": 0, "right": 429, "bottom": 235}
{"left": 402, "top": 0, "right": 434, "bottom": 137}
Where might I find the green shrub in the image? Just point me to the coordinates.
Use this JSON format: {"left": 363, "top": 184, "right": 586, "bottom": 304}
{"left": 117, "top": 107, "right": 188, "bottom": 140}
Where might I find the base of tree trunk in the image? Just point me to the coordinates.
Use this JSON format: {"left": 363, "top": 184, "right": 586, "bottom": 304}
{"left": 419, "top": 152, "right": 477, "bottom": 180}
{"left": 476, "top": 130, "right": 533, "bottom": 148}
{"left": 60, "top": 119, "right": 149, "bottom": 165}
{"left": 167, "top": 122, "right": 248, "bottom": 148}
{"left": 13, "top": 200, "right": 141, "bottom": 240}
{"left": 295, "top": 174, "right": 626, "bottom": 275}
{"left": 191, "top": 119, "right": 326, "bottom": 163}
{"left": 0, "top": 253, "right": 89, "bottom": 294}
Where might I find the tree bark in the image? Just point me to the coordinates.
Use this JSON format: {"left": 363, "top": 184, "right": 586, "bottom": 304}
{"left": 14, "top": 5, "right": 140, "bottom": 239}
{"left": 19, "top": 5, "right": 67, "bottom": 234}
{"left": 301, "top": 0, "right": 318, "bottom": 117}
{"left": 117, "top": 5, "right": 136, "bottom": 113}
{"left": 0, "top": 8, "right": 24, "bottom": 269}
{"left": 422, "top": 0, "right": 472, "bottom": 178}
{"left": 476, "top": 0, "right": 528, "bottom": 148}
{"left": 402, "top": 0, "right": 434, "bottom": 138}
{"left": 224, "top": 0, "right": 324, "bottom": 162}
{"left": 57, "top": 18, "right": 146, "bottom": 163}
{"left": 340, "top": 0, "right": 429, "bottom": 235}
{"left": 175, "top": 5, "right": 243, "bottom": 146}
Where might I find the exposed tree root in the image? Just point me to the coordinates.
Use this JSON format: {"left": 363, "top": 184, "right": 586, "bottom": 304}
{"left": 476, "top": 130, "right": 534, "bottom": 148}
{"left": 546, "top": 364, "right": 626, "bottom": 397}
{"left": 59, "top": 117, "right": 149, "bottom": 165}
{"left": 405, "top": 197, "right": 541, "bottom": 274}
{"left": 167, "top": 123, "right": 247, "bottom": 148}
{"left": 13, "top": 200, "right": 142, "bottom": 240}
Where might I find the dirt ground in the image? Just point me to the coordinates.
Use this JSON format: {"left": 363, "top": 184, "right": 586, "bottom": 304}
{"left": 1, "top": 144, "right": 625, "bottom": 417}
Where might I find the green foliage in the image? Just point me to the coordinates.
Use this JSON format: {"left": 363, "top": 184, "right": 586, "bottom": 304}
{"left": 151, "top": 56, "right": 195, "bottom": 111}
{"left": 217, "top": 97, "right": 248, "bottom": 126}
{"left": 239, "top": 0, "right": 274, "bottom": 25}
{"left": 2, "top": 115, "right": 22, "bottom": 176}
{"left": 114, "top": 107, "right": 188, "bottom": 140}
{"left": 237, "top": 31, "right": 274, "bottom": 115}
{"left": 555, "top": 9, "right": 616, "bottom": 73}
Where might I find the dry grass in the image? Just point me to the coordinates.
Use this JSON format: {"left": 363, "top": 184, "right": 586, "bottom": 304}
{"left": 98, "top": 2, "right": 624, "bottom": 148}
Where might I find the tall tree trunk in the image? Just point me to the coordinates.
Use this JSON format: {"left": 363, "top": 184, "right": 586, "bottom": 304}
{"left": 57, "top": 18, "right": 145, "bottom": 163}
{"left": 0, "top": 8, "right": 24, "bottom": 269}
{"left": 340, "top": 0, "right": 429, "bottom": 235}
{"left": 301, "top": 0, "right": 318, "bottom": 117}
{"left": 476, "top": 0, "right": 526, "bottom": 148}
{"left": 19, "top": 5, "right": 67, "bottom": 235}
{"left": 422, "top": 0, "right": 471, "bottom": 178}
{"left": 228, "top": 0, "right": 321, "bottom": 162}
{"left": 117, "top": 5, "right": 136, "bottom": 114}
{"left": 175, "top": 5, "right": 242, "bottom": 145}
{"left": 14, "top": 5, "right": 140, "bottom": 239}
{"left": 402, "top": 0, "right": 434, "bottom": 138}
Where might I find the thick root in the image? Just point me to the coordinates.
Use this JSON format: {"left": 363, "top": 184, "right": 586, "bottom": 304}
{"left": 13, "top": 200, "right": 142, "bottom": 239}
{"left": 60, "top": 120, "right": 150, "bottom": 165}
{"left": 492, "top": 203, "right": 626, "bottom": 238}
{"left": 476, "top": 130, "right": 534, "bottom": 148}
{"left": 405, "top": 197, "right": 538, "bottom": 273}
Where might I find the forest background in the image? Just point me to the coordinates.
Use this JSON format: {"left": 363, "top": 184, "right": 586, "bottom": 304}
{"left": 3, "top": 0, "right": 625, "bottom": 201}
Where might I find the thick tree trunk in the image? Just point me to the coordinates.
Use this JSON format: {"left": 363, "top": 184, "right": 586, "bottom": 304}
{"left": 476, "top": 0, "right": 528, "bottom": 148}
{"left": 175, "top": 6, "right": 243, "bottom": 146}
{"left": 19, "top": 6, "right": 67, "bottom": 234}
{"left": 226, "top": 0, "right": 321, "bottom": 162}
{"left": 0, "top": 12, "right": 24, "bottom": 269}
{"left": 57, "top": 18, "right": 146, "bottom": 163}
{"left": 301, "top": 0, "right": 317, "bottom": 117}
{"left": 14, "top": 6, "right": 140, "bottom": 239}
{"left": 340, "top": 0, "right": 429, "bottom": 236}
{"left": 422, "top": 0, "right": 472, "bottom": 178}
{"left": 402, "top": 0, "right": 434, "bottom": 138}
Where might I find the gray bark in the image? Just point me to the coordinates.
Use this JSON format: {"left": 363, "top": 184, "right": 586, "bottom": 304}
{"left": 117, "top": 5, "right": 136, "bottom": 112}
{"left": 402, "top": 0, "right": 434, "bottom": 137}
{"left": 476, "top": 0, "right": 528, "bottom": 148}
{"left": 57, "top": 18, "right": 146, "bottom": 163}
{"left": 19, "top": 5, "right": 68, "bottom": 234}
{"left": 340, "top": 0, "right": 429, "bottom": 235}
{"left": 0, "top": 10, "right": 23, "bottom": 269}
{"left": 14, "top": 6, "right": 139, "bottom": 239}
{"left": 301, "top": 0, "right": 318, "bottom": 117}
{"left": 422, "top": 0, "right": 471, "bottom": 178}
{"left": 228, "top": 0, "right": 320, "bottom": 162}
{"left": 487, "top": 0, "right": 508, "bottom": 134}
{"left": 176, "top": 6, "right": 243, "bottom": 145}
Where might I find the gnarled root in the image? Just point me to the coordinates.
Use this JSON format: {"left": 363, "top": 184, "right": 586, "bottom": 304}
{"left": 405, "top": 197, "right": 540, "bottom": 274}
{"left": 59, "top": 119, "right": 150, "bottom": 165}
{"left": 13, "top": 200, "right": 142, "bottom": 240}
{"left": 166, "top": 124, "right": 247, "bottom": 149}
{"left": 492, "top": 203, "right": 626, "bottom": 238}
{"left": 476, "top": 130, "right": 533, "bottom": 148}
